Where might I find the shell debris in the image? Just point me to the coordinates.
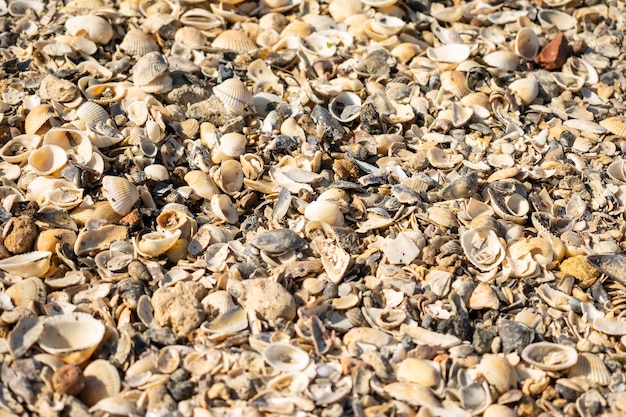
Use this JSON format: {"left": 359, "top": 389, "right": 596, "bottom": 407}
{"left": 0, "top": 0, "right": 625, "bottom": 415}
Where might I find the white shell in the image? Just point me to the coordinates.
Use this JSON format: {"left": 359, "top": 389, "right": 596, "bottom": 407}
{"left": 65, "top": 15, "right": 113, "bottom": 44}
{"left": 460, "top": 227, "right": 506, "bottom": 271}
{"left": 538, "top": 9, "right": 577, "bottom": 31}
{"left": 426, "top": 44, "right": 471, "bottom": 64}
{"left": 262, "top": 343, "right": 310, "bottom": 372}
{"left": 210, "top": 194, "right": 239, "bottom": 224}
{"left": 521, "top": 342, "right": 578, "bottom": 371}
{"left": 509, "top": 78, "right": 539, "bottom": 105}
{"left": 328, "top": 91, "right": 361, "bottom": 123}
{"left": 213, "top": 78, "right": 254, "bottom": 115}
{"left": 304, "top": 200, "right": 344, "bottom": 226}
{"left": 28, "top": 145, "right": 68, "bottom": 175}
{"left": 43, "top": 128, "right": 93, "bottom": 165}
{"left": 136, "top": 229, "right": 182, "bottom": 257}
{"left": 514, "top": 27, "right": 539, "bottom": 61}
{"left": 483, "top": 50, "right": 519, "bottom": 72}
{"left": 0, "top": 134, "right": 41, "bottom": 163}
{"left": 102, "top": 175, "right": 140, "bottom": 216}
{"left": 38, "top": 312, "right": 105, "bottom": 365}
{"left": 0, "top": 251, "right": 52, "bottom": 278}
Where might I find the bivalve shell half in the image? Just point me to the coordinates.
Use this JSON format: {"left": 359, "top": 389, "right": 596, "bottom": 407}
{"left": 538, "top": 9, "right": 577, "bottom": 31}
{"left": 5, "top": 277, "right": 47, "bottom": 307}
{"left": 396, "top": 358, "right": 442, "bottom": 388}
{"left": 483, "top": 50, "right": 519, "bottom": 72}
{"left": 426, "top": 44, "right": 471, "bottom": 64}
{"left": 132, "top": 51, "right": 170, "bottom": 86}
{"left": 461, "top": 227, "right": 506, "bottom": 272}
{"left": 568, "top": 352, "right": 611, "bottom": 386}
{"left": 514, "top": 27, "right": 540, "bottom": 61}
{"left": 76, "top": 101, "right": 110, "bottom": 124}
{"left": 0, "top": 251, "right": 52, "bottom": 277}
{"left": 175, "top": 26, "right": 207, "bottom": 49}
{"left": 212, "top": 30, "right": 257, "bottom": 52}
{"left": 65, "top": 15, "right": 113, "bottom": 44}
{"left": 304, "top": 200, "right": 344, "bottom": 226}
{"left": 210, "top": 194, "right": 239, "bottom": 224}
{"left": 213, "top": 78, "right": 254, "bottom": 115}
{"left": 521, "top": 342, "right": 578, "bottom": 371}
{"left": 262, "top": 343, "right": 310, "bottom": 373}
{"left": 478, "top": 354, "right": 517, "bottom": 393}
{"left": 43, "top": 128, "right": 93, "bottom": 165}
{"left": 329, "top": 91, "right": 361, "bottom": 123}
{"left": 80, "top": 359, "right": 121, "bottom": 407}
{"left": 27, "top": 145, "right": 68, "bottom": 176}
{"left": 600, "top": 116, "right": 626, "bottom": 137}
{"left": 38, "top": 312, "right": 105, "bottom": 365}
{"left": 102, "top": 175, "right": 140, "bottom": 216}
{"left": 509, "top": 78, "right": 539, "bottom": 105}
{"left": 25, "top": 104, "right": 54, "bottom": 135}
{"left": 0, "top": 134, "right": 41, "bottom": 163}
{"left": 136, "top": 229, "right": 182, "bottom": 258}
{"left": 120, "top": 28, "right": 159, "bottom": 56}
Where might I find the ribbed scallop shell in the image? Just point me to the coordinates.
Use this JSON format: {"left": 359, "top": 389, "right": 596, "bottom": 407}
{"left": 568, "top": 352, "right": 611, "bottom": 386}
{"left": 120, "top": 28, "right": 159, "bottom": 56}
{"left": 70, "top": 201, "right": 122, "bottom": 227}
{"left": 25, "top": 104, "right": 54, "bottom": 135}
{"left": 478, "top": 354, "right": 517, "bottom": 393}
{"left": 213, "top": 78, "right": 254, "bottom": 115}
{"left": 483, "top": 50, "right": 519, "bottom": 72}
{"left": 600, "top": 116, "right": 626, "bottom": 137}
{"left": 28, "top": 144, "right": 68, "bottom": 175}
{"left": 440, "top": 70, "right": 471, "bottom": 98}
{"left": 212, "top": 30, "right": 257, "bottom": 52}
{"left": 0, "top": 134, "right": 41, "bottom": 163}
{"left": 102, "top": 175, "right": 140, "bottom": 216}
{"left": 521, "top": 342, "right": 578, "bottom": 371}
{"left": 132, "top": 51, "right": 170, "bottom": 86}
{"left": 65, "top": 15, "right": 113, "bottom": 44}
{"left": 5, "top": 277, "right": 47, "bottom": 307}
{"left": 38, "top": 312, "right": 105, "bottom": 365}
{"left": 76, "top": 101, "right": 110, "bottom": 124}
{"left": 80, "top": 359, "right": 121, "bottom": 407}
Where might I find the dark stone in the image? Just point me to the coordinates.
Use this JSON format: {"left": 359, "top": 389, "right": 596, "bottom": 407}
{"left": 437, "top": 314, "right": 473, "bottom": 342}
{"left": 147, "top": 327, "right": 177, "bottom": 346}
{"left": 498, "top": 319, "right": 534, "bottom": 354}
{"left": 358, "top": 103, "right": 384, "bottom": 135}
{"left": 473, "top": 326, "right": 498, "bottom": 355}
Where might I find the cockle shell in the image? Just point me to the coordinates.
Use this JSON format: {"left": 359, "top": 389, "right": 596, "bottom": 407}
{"left": 80, "top": 359, "right": 121, "bottom": 407}
{"left": 538, "top": 9, "right": 577, "bottom": 31}
{"left": 514, "top": 27, "right": 539, "bottom": 61}
{"left": 483, "top": 50, "right": 519, "bottom": 72}
{"left": 185, "top": 170, "right": 220, "bottom": 199}
{"left": 212, "top": 30, "right": 257, "bottom": 52}
{"left": 175, "top": 26, "right": 207, "bottom": 49}
{"left": 24, "top": 104, "right": 54, "bottom": 135}
{"left": 213, "top": 78, "right": 254, "bottom": 115}
{"left": 38, "top": 312, "right": 105, "bottom": 365}
{"left": 136, "top": 229, "right": 182, "bottom": 257}
{"left": 210, "top": 194, "right": 239, "bottom": 224}
{"left": 120, "top": 28, "right": 159, "bottom": 55}
{"left": 509, "top": 78, "right": 539, "bottom": 105}
{"left": 132, "top": 51, "right": 169, "bottom": 86}
{"left": 0, "top": 251, "right": 52, "bottom": 277}
{"left": 262, "top": 343, "right": 310, "bottom": 373}
{"left": 102, "top": 176, "right": 140, "bottom": 216}
{"left": 478, "top": 354, "right": 517, "bottom": 393}
{"left": 5, "top": 277, "right": 47, "bottom": 307}
{"left": 600, "top": 116, "right": 626, "bottom": 137}
{"left": 76, "top": 101, "right": 110, "bottom": 124}
{"left": 396, "top": 358, "right": 442, "bottom": 388}
{"left": 461, "top": 227, "right": 506, "bottom": 271}
{"left": 65, "top": 15, "right": 113, "bottom": 44}
{"left": 568, "top": 352, "right": 611, "bottom": 386}
{"left": 521, "top": 342, "right": 578, "bottom": 371}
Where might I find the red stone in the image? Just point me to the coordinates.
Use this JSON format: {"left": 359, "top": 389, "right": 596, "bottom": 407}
{"left": 534, "top": 32, "right": 571, "bottom": 70}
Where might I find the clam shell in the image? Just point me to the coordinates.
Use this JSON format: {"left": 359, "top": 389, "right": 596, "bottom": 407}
{"left": 43, "top": 128, "right": 93, "bottom": 165}
{"left": 76, "top": 101, "right": 110, "bottom": 124}
{"left": 102, "top": 175, "right": 140, "bottom": 216}
{"left": 0, "top": 134, "right": 41, "bottom": 163}
{"left": 600, "top": 116, "right": 626, "bottom": 137}
{"left": 179, "top": 8, "right": 223, "bottom": 30}
{"left": 38, "top": 312, "right": 105, "bottom": 365}
{"left": 304, "top": 200, "right": 344, "bottom": 226}
{"left": 538, "top": 9, "right": 577, "bottom": 31}
{"left": 552, "top": 72, "right": 585, "bottom": 92}
{"left": 213, "top": 159, "right": 244, "bottom": 195}
{"left": 202, "top": 306, "right": 248, "bottom": 335}
{"left": 328, "top": 91, "right": 361, "bottom": 123}
{"left": 262, "top": 343, "right": 310, "bottom": 373}
{"left": 136, "top": 229, "right": 182, "bottom": 257}
{"left": 28, "top": 144, "right": 68, "bottom": 176}
{"left": 175, "top": 26, "right": 207, "bottom": 49}
{"left": 483, "top": 405, "right": 519, "bottom": 417}
{"left": 185, "top": 170, "right": 220, "bottom": 199}
{"left": 83, "top": 82, "right": 130, "bottom": 105}
{"left": 509, "top": 78, "right": 539, "bottom": 105}
{"left": 65, "top": 15, "right": 113, "bottom": 44}
{"left": 210, "top": 194, "right": 239, "bottom": 224}
{"left": 5, "top": 277, "right": 47, "bottom": 307}
{"left": 521, "top": 342, "right": 578, "bottom": 371}
{"left": 479, "top": 354, "right": 517, "bottom": 393}
{"left": 9, "top": 316, "right": 44, "bottom": 359}
{"left": 213, "top": 78, "right": 254, "bottom": 115}
{"left": 607, "top": 159, "right": 626, "bottom": 182}
{"left": 156, "top": 206, "right": 197, "bottom": 240}
{"left": 483, "top": 50, "right": 519, "bottom": 72}
{"left": 132, "top": 51, "right": 170, "bottom": 86}
{"left": 460, "top": 227, "right": 505, "bottom": 272}
{"left": 24, "top": 104, "right": 54, "bottom": 135}
{"left": 568, "top": 352, "right": 611, "bottom": 386}
{"left": 80, "top": 359, "right": 121, "bottom": 407}
{"left": 440, "top": 70, "right": 470, "bottom": 98}
{"left": 35, "top": 228, "right": 78, "bottom": 252}
{"left": 396, "top": 358, "right": 442, "bottom": 388}
{"left": 214, "top": 132, "right": 247, "bottom": 162}
{"left": 120, "top": 28, "right": 159, "bottom": 56}
{"left": 430, "top": 5, "right": 463, "bottom": 23}
{"left": 514, "top": 27, "right": 539, "bottom": 61}
{"left": 212, "top": 29, "right": 257, "bottom": 52}
{"left": 0, "top": 251, "right": 52, "bottom": 278}
{"left": 426, "top": 44, "right": 470, "bottom": 64}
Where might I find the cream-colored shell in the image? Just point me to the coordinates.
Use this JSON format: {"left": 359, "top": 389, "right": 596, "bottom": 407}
{"left": 212, "top": 29, "right": 257, "bottom": 52}
{"left": 0, "top": 134, "right": 41, "bottom": 163}
{"left": 65, "top": 15, "right": 113, "bottom": 44}
{"left": 478, "top": 354, "right": 517, "bottom": 392}
{"left": 136, "top": 229, "right": 182, "bottom": 257}
{"left": 5, "top": 277, "right": 47, "bottom": 307}
{"left": 80, "top": 359, "right": 121, "bottom": 407}
{"left": 521, "top": 342, "right": 578, "bottom": 371}
{"left": 213, "top": 78, "right": 254, "bottom": 115}
{"left": 210, "top": 194, "right": 239, "bottom": 224}
{"left": 38, "top": 312, "right": 105, "bottom": 365}
{"left": 28, "top": 145, "right": 68, "bottom": 176}
{"left": 43, "top": 128, "right": 93, "bottom": 165}
{"left": 461, "top": 227, "right": 506, "bottom": 271}
{"left": 514, "top": 27, "right": 539, "bottom": 61}
{"left": 304, "top": 200, "right": 344, "bottom": 226}
{"left": 262, "top": 343, "right": 310, "bottom": 372}
{"left": 120, "top": 28, "right": 159, "bottom": 56}
{"left": 102, "top": 175, "right": 140, "bottom": 216}
{"left": 25, "top": 104, "right": 54, "bottom": 135}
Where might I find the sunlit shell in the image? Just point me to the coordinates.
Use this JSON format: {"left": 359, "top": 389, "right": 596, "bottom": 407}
{"left": 213, "top": 132, "right": 247, "bottom": 163}
{"left": 483, "top": 50, "right": 519, "bottom": 72}
{"left": 71, "top": 201, "right": 122, "bottom": 227}
{"left": 43, "top": 128, "right": 93, "bottom": 164}
{"left": 80, "top": 359, "right": 121, "bottom": 407}
{"left": 509, "top": 78, "right": 539, "bottom": 105}
{"left": 328, "top": 91, "right": 361, "bottom": 123}
{"left": 65, "top": 15, "right": 113, "bottom": 44}
{"left": 478, "top": 354, "right": 517, "bottom": 393}
{"left": 568, "top": 352, "right": 611, "bottom": 386}
{"left": 38, "top": 312, "right": 105, "bottom": 365}
{"left": 426, "top": 146, "right": 463, "bottom": 169}
{"left": 426, "top": 44, "right": 470, "bottom": 64}
{"left": 28, "top": 145, "right": 68, "bottom": 175}
{"left": 8, "top": 0, "right": 45, "bottom": 16}
{"left": 213, "top": 159, "right": 244, "bottom": 195}
{"left": 212, "top": 30, "right": 257, "bottom": 52}
{"left": 600, "top": 116, "right": 626, "bottom": 137}
{"left": 132, "top": 51, "right": 170, "bottom": 86}
{"left": 440, "top": 70, "right": 470, "bottom": 98}
{"left": 213, "top": 78, "right": 254, "bottom": 115}
{"left": 102, "top": 175, "right": 140, "bottom": 216}
{"left": 0, "top": 134, "right": 41, "bottom": 163}
{"left": 76, "top": 101, "right": 110, "bottom": 124}
{"left": 136, "top": 229, "right": 182, "bottom": 257}
{"left": 461, "top": 227, "right": 506, "bottom": 271}
{"left": 202, "top": 306, "right": 248, "bottom": 335}
{"left": 304, "top": 200, "right": 344, "bottom": 226}
{"left": 120, "top": 28, "right": 159, "bottom": 55}
{"left": 35, "top": 228, "right": 78, "bottom": 252}
{"left": 262, "top": 343, "right": 310, "bottom": 373}
{"left": 210, "top": 194, "right": 239, "bottom": 224}
{"left": 514, "top": 27, "right": 539, "bottom": 61}
{"left": 430, "top": 5, "right": 463, "bottom": 22}
{"left": 538, "top": 9, "right": 577, "bottom": 31}
{"left": 5, "top": 277, "right": 47, "bottom": 307}
{"left": 328, "top": 0, "right": 362, "bottom": 22}
{"left": 175, "top": 26, "right": 207, "bottom": 49}
{"left": 521, "top": 342, "right": 578, "bottom": 371}
{"left": 396, "top": 358, "right": 442, "bottom": 388}
{"left": 179, "top": 8, "right": 223, "bottom": 30}
{"left": 552, "top": 72, "right": 585, "bottom": 92}
{"left": 45, "top": 187, "right": 84, "bottom": 210}
{"left": 240, "top": 153, "right": 264, "bottom": 179}
{"left": 156, "top": 205, "right": 197, "bottom": 240}
{"left": 24, "top": 104, "right": 54, "bottom": 135}
{"left": 83, "top": 82, "right": 130, "bottom": 105}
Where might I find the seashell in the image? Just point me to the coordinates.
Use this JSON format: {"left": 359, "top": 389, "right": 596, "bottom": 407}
{"left": 440, "top": 70, "right": 470, "bottom": 98}
{"left": 202, "top": 306, "right": 248, "bottom": 336}
{"left": 0, "top": 251, "right": 52, "bottom": 278}
{"left": 262, "top": 343, "right": 310, "bottom": 373}
{"left": 136, "top": 229, "right": 182, "bottom": 257}
{"left": 213, "top": 78, "right": 254, "bottom": 115}
{"left": 212, "top": 30, "right": 257, "bottom": 52}
{"left": 102, "top": 176, "right": 140, "bottom": 216}
{"left": 38, "top": 312, "right": 105, "bottom": 365}
{"left": 396, "top": 358, "right": 441, "bottom": 388}
{"left": 80, "top": 359, "right": 121, "bottom": 407}
{"left": 144, "top": 164, "right": 169, "bottom": 181}
{"left": 600, "top": 116, "right": 626, "bottom": 137}
{"left": 328, "top": 91, "right": 361, "bottom": 123}
{"left": 304, "top": 200, "right": 344, "bottom": 226}
{"left": 43, "top": 128, "right": 93, "bottom": 165}
{"left": 521, "top": 342, "right": 578, "bottom": 371}
{"left": 71, "top": 201, "right": 122, "bottom": 227}
{"left": 45, "top": 187, "right": 84, "bottom": 210}
{"left": 175, "top": 26, "right": 207, "bottom": 49}
{"left": 5, "top": 277, "right": 47, "bottom": 307}
{"left": 483, "top": 405, "right": 519, "bottom": 417}
{"left": 120, "top": 28, "right": 159, "bottom": 56}
{"left": 568, "top": 352, "right": 611, "bottom": 386}
{"left": 35, "top": 229, "right": 77, "bottom": 252}
{"left": 509, "top": 78, "right": 539, "bottom": 105}
{"left": 383, "top": 382, "right": 441, "bottom": 409}
{"left": 552, "top": 72, "right": 585, "bottom": 92}
{"left": 65, "top": 15, "right": 113, "bottom": 44}
{"left": 478, "top": 354, "right": 517, "bottom": 393}
{"left": 426, "top": 44, "right": 471, "bottom": 64}
{"left": 328, "top": 0, "right": 362, "bottom": 23}
{"left": 212, "top": 133, "right": 247, "bottom": 163}
{"left": 132, "top": 51, "right": 169, "bottom": 86}
{"left": 607, "top": 159, "right": 626, "bottom": 182}
{"left": 179, "top": 8, "right": 223, "bottom": 30}
{"left": 76, "top": 101, "right": 110, "bottom": 124}
{"left": 25, "top": 104, "right": 54, "bottom": 135}
{"left": 483, "top": 50, "right": 519, "bottom": 72}
{"left": 135, "top": 72, "right": 173, "bottom": 94}
{"left": 210, "top": 194, "right": 239, "bottom": 224}
{"left": 156, "top": 205, "right": 197, "bottom": 240}
{"left": 185, "top": 170, "right": 220, "bottom": 199}
{"left": 83, "top": 82, "right": 130, "bottom": 105}
{"left": 0, "top": 134, "right": 41, "bottom": 163}
{"left": 562, "top": 57, "right": 599, "bottom": 85}
{"left": 426, "top": 146, "right": 463, "bottom": 169}
{"left": 538, "top": 9, "right": 577, "bottom": 31}
{"left": 430, "top": 5, "right": 463, "bottom": 23}
{"left": 460, "top": 227, "right": 506, "bottom": 272}
{"left": 249, "top": 228, "right": 305, "bottom": 253}
{"left": 9, "top": 316, "right": 44, "bottom": 359}
{"left": 514, "top": 27, "right": 540, "bottom": 61}
{"left": 213, "top": 159, "right": 244, "bottom": 195}
{"left": 8, "top": 0, "right": 44, "bottom": 16}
